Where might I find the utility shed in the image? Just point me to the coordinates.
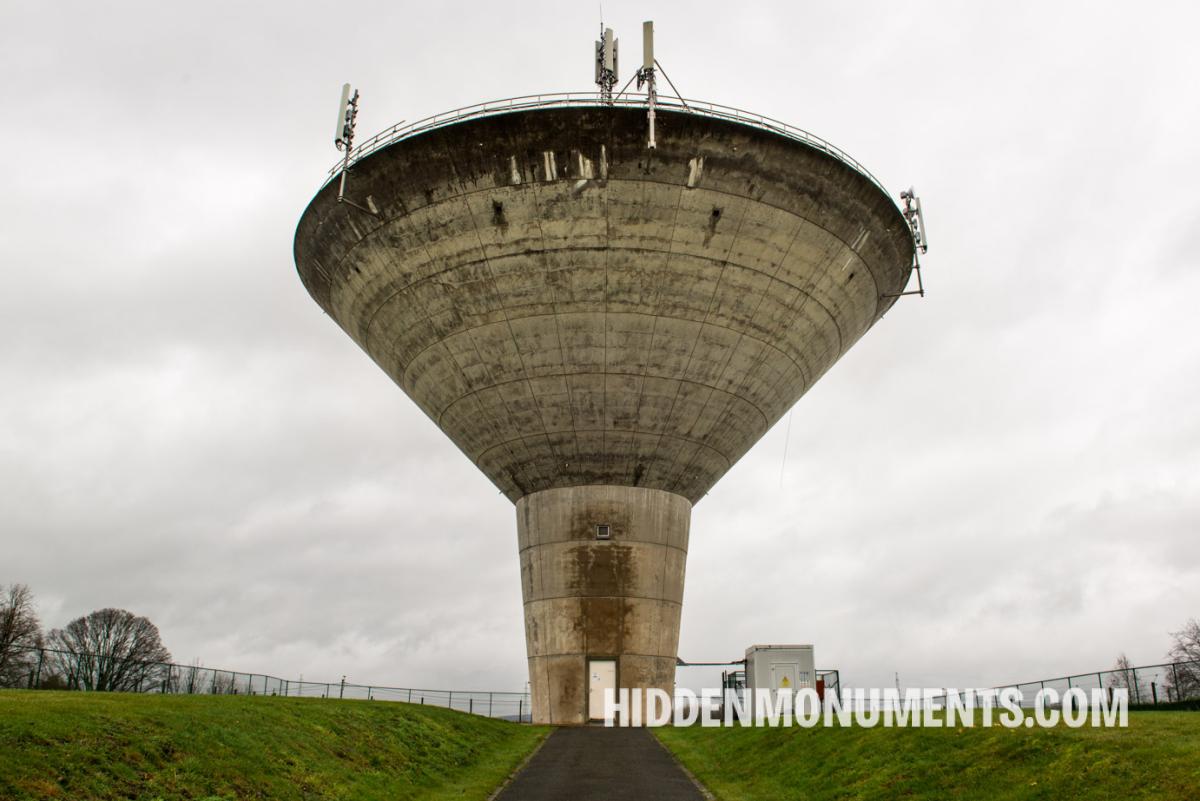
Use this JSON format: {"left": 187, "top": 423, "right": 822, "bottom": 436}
{"left": 745, "top": 645, "right": 815, "bottom": 692}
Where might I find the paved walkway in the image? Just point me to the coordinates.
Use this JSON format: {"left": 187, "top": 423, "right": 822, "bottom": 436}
{"left": 494, "top": 727, "right": 707, "bottom": 801}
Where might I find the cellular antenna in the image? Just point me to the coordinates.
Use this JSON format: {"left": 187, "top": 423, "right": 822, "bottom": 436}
{"left": 642, "top": 20, "right": 654, "bottom": 71}
{"left": 901, "top": 188, "right": 929, "bottom": 255}
{"left": 637, "top": 21, "right": 656, "bottom": 147}
{"left": 883, "top": 189, "right": 930, "bottom": 298}
{"left": 335, "top": 83, "right": 354, "bottom": 150}
{"left": 594, "top": 24, "right": 618, "bottom": 102}
{"left": 334, "top": 82, "right": 360, "bottom": 203}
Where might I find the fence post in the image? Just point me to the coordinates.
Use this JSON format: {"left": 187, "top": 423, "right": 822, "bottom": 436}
{"left": 1172, "top": 663, "right": 1180, "bottom": 700}
{"left": 489, "top": 692, "right": 493, "bottom": 718}
{"left": 408, "top": 689, "right": 412, "bottom": 703}
{"left": 469, "top": 698, "right": 474, "bottom": 714}
{"left": 340, "top": 676, "right": 346, "bottom": 700}
{"left": 518, "top": 699, "right": 523, "bottom": 722}
{"left": 326, "top": 682, "right": 330, "bottom": 699}
{"left": 1152, "top": 681, "right": 1158, "bottom": 705}
{"left": 448, "top": 691, "right": 453, "bottom": 710}
{"left": 1132, "top": 669, "right": 1141, "bottom": 704}
{"left": 34, "top": 649, "right": 44, "bottom": 689}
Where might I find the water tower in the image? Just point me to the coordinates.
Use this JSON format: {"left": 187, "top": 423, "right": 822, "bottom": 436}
{"left": 294, "top": 23, "right": 926, "bottom": 724}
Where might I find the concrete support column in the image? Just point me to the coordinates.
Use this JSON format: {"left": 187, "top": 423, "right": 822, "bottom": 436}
{"left": 516, "top": 485, "right": 691, "bottom": 725}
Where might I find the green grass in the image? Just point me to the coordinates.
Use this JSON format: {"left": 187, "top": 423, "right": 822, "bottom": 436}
{"left": 0, "top": 690, "right": 548, "bottom": 801}
{"left": 655, "top": 711, "right": 1200, "bottom": 800}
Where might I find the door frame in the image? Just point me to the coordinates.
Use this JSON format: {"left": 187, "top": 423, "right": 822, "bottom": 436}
{"left": 770, "top": 661, "right": 800, "bottom": 691}
{"left": 586, "top": 657, "right": 619, "bottom": 722}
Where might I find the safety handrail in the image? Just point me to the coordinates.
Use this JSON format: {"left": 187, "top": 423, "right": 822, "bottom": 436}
{"left": 323, "top": 91, "right": 896, "bottom": 206}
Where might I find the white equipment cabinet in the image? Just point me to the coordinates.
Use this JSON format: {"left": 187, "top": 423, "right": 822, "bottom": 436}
{"left": 745, "top": 644, "right": 815, "bottom": 692}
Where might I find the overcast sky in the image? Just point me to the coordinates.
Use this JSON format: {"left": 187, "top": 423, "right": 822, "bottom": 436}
{"left": 2, "top": 0, "right": 1198, "bottom": 695}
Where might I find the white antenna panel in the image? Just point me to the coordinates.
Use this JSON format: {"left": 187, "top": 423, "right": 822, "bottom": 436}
{"left": 642, "top": 21, "right": 654, "bottom": 70}
{"left": 335, "top": 83, "right": 351, "bottom": 144}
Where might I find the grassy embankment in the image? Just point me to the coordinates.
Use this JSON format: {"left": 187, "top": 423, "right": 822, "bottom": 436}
{"left": 0, "top": 690, "right": 547, "bottom": 801}
{"left": 655, "top": 711, "right": 1200, "bottom": 800}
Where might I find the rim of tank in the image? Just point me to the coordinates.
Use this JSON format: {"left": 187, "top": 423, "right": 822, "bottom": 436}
{"left": 322, "top": 91, "right": 903, "bottom": 213}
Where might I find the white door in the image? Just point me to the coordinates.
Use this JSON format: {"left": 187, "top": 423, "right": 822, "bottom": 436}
{"left": 771, "top": 662, "right": 799, "bottom": 692}
{"left": 588, "top": 659, "right": 617, "bottom": 721}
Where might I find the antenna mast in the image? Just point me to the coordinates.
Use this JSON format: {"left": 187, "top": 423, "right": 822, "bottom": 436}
{"left": 331, "top": 83, "right": 381, "bottom": 218}
{"left": 594, "top": 24, "right": 618, "bottom": 102}
{"left": 883, "top": 189, "right": 929, "bottom": 298}
{"left": 334, "top": 83, "right": 360, "bottom": 202}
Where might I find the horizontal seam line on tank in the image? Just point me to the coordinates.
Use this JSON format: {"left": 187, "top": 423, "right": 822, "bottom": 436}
{"left": 505, "top": 480, "right": 705, "bottom": 506}
{"left": 514, "top": 483, "right": 695, "bottom": 501}
{"left": 319, "top": 175, "right": 903, "bottom": 314}
{"left": 473, "top": 428, "right": 734, "bottom": 473}
{"left": 528, "top": 653, "right": 679, "bottom": 661}
{"left": 435, "top": 369, "right": 771, "bottom": 436}
{"left": 523, "top": 593, "right": 683, "bottom": 605}
{"left": 364, "top": 245, "right": 845, "bottom": 375}
{"left": 396, "top": 306, "right": 823, "bottom": 425}
{"left": 518, "top": 542, "right": 689, "bottom": 557}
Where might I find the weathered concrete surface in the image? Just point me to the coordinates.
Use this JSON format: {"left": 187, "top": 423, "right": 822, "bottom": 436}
{"left": 517, "top": 485, "right": 689, "bottom": 725}
{"left": 294, "top": 105, "right": 914, "bottom": 504}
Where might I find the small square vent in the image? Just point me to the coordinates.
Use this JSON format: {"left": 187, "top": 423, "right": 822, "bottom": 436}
{"left": 596, "top": 524, "right": 612, "bottom": 540}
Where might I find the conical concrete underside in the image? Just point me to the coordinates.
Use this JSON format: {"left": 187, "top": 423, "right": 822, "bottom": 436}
{"left": 295, "top": 106, "right": 913, "bottom": 504}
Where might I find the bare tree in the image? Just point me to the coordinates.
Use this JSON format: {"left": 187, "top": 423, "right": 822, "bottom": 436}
{"left": 1106, "top": 652, "right": 1145, "bottom": 702}
{"left": 210, "top": 671, "right": 237, "bottom": 695}
{"left": 1165, "top": 618, "right": 1200, "bottom": 702}
{"left": 1108, "top": 652, "right": 1134, "bottom": 689}
{"left": 48, "top": 608, "right": 171, "bottom": 692}
{"left": 0, "top": 584, "right": 43, "bottom": 687}
{"left": 172, "top": 659, "right": 209, "bottom": 695}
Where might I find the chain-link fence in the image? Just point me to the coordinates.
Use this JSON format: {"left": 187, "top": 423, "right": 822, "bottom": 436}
{"left": 0, "top": 646, "right": 533, "bottom": 722}
{"left": 987, "top": 658, "right": 1200, "bottom": 708}
{"left": 842, "top": 658, "right": 1200, "bottom": 712}
{"left": 8, "top": 645, "right": 1193, "bottom": 719}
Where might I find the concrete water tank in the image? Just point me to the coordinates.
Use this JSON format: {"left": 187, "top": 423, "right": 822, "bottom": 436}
{"left": 294, "top": 99, "right": 916, "bottom": 724}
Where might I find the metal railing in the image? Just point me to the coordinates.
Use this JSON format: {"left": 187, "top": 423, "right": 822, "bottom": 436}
{"left": 325, "top": 91, "right": 895, "bottom": 204}
{"left": 1, "top": 646, "right": 533, "bottom": 722}
{"left": 715, "top": 667, "right": 842, "bottom": 699}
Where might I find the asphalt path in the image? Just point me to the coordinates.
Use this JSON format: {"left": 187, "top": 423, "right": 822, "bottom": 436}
{"left": 493, "top": 727, "right": 707, "bottom": 801}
